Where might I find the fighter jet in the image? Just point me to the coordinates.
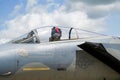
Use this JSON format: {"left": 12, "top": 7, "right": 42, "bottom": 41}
{"left": 0, "top": 26, "right": 119, "bottom": 80}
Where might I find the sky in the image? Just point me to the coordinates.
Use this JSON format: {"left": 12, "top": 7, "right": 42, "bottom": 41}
{"left": 0, "top": 0, "right": 120, "bottom": 43}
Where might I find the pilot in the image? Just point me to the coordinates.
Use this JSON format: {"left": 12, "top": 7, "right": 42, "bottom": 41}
{"left": 50, "top": 27, "right": 61, "bottom": 41}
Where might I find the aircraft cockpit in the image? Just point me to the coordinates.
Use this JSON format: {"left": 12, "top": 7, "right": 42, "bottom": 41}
{"left": 10, "top": 26, "right": 104, "bottom": 43}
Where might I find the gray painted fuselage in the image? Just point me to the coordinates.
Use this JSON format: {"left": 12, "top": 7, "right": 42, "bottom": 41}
{"left": 0, "top": 36, "right": 120, "bottom": 80}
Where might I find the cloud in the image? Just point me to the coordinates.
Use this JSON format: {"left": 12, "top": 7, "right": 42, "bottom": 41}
{"left": 46, "top": 0, "right": 54, "bottom": 3}
{"left": 70, "top": 0, "right": 119, "bottom": 5}
{"left": 10, "top": 4, "right": 22, "bottom": 17}
{"left": 0, "top": 39, "right": 10, "bottom": 44}
{"left": 26, "top": 0, "right": 38, "bottom": 11}
{"left": 0, "top": 0, "right": 108, "bottom": 41}
{"left": 67, "top": 0, "right": 120, "bottom": 19}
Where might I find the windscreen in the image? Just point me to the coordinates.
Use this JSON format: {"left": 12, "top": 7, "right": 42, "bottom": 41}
{"left": 10, "top": 30, "right": 40, "bottom": 43}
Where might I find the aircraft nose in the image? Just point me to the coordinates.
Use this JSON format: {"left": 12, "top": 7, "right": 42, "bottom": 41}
{"left": 0, "top": 50, "right": 16, "bottom": 76}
